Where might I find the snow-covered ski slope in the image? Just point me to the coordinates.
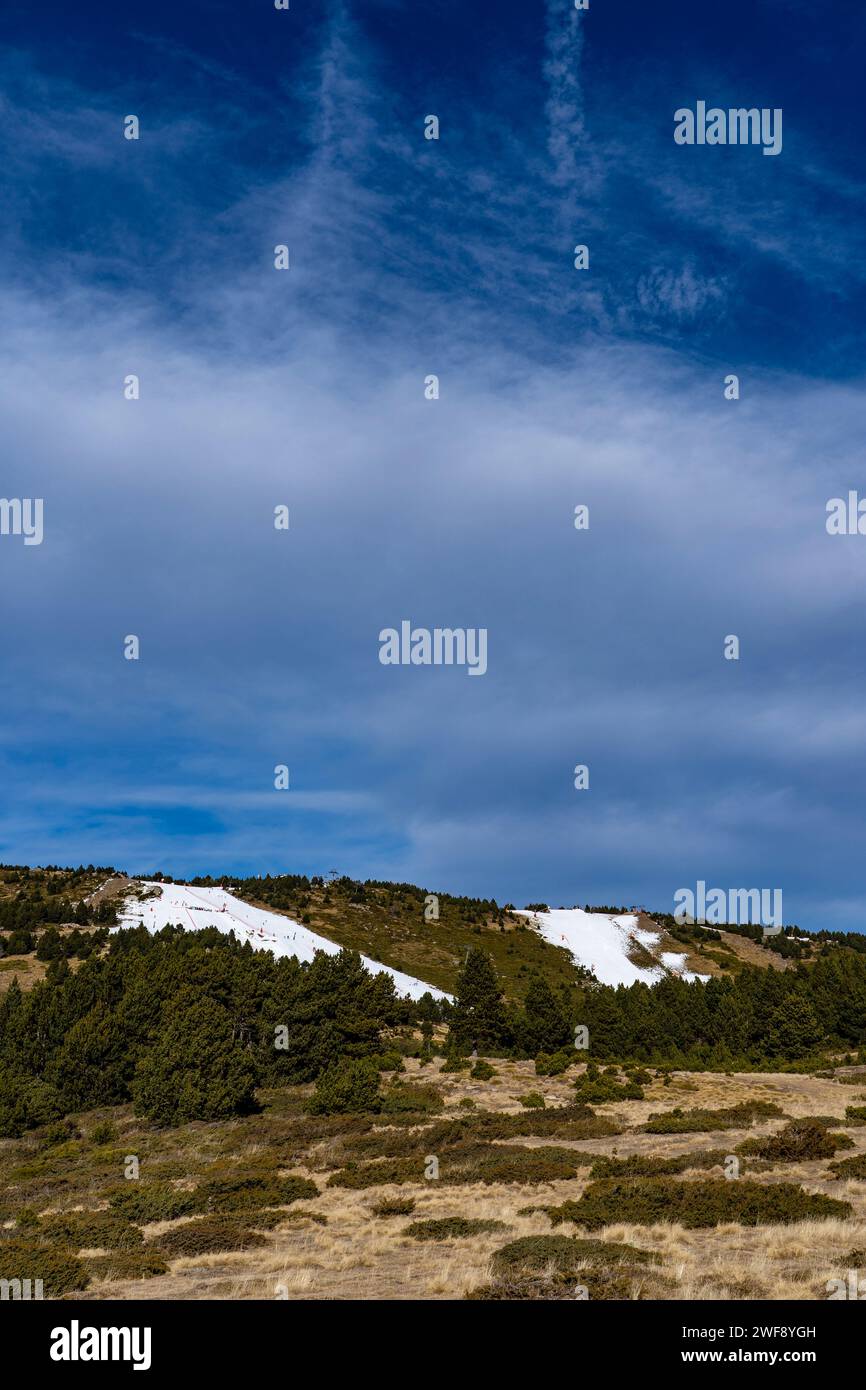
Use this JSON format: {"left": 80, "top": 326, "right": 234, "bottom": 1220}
{"left": 117, "top": 881, "right": 452, "bottom": 1002}
{"left": 515, "top": 908, "right": 709, "bottom": 986}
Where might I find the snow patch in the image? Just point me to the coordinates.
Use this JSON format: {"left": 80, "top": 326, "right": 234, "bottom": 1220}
{"left": 116, "top": 880, "right": 451, "bottom": 1002}
{"left": 660, "top": 950, "right": 710, "bottom": 984}
{"left": 516, "top": 908, "right": 709, "bottom": 986}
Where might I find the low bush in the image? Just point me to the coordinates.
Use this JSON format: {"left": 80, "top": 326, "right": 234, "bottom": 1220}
{"left": 108, "top": 1184, "right": 202, "bottom": 1224}
{"left": 573, "top": 1073, "right": 644, "bottom": 1103}
{"left": 379, "top": 1082, "right": 444, "bottom": 1115}
{"left": 230, "top": 1208, "right": 285, "bottom": 1230}
{"left": 155, "top": 1217, "right": 270, "bottom": 1258}
{"left": 746, "top": 1120, "right": 853, "bottom": 1163}
{"left": 0, "top": 1236, "right": 89, "bottom": 1295}
{"left": 643, "top": 1101, "right": 784, "bottom": 1134}
{"left": 589, "top": 1151, "right": 729, "bottom": 1179}
{"left": 440, "top": 1055, "right": 471, "bottom": 1073}
{"left": 470, "top": 1061, "right": 496, "bottom": 1081}
{"left": 308, "top": 1058, "right": 381, "bottom": 1115}
{"left": 87, "top": 1247, "right": 169, "bottom": 1281}
{"left": 88, "top": 1121, "right": 119, "bottom": 1146}
{"left": 845, "top": 1106, "right": 866, "bottom": 1125}
{"left": 371, "top": 1197, "right": 416, "bottom": 1217}
{"left": 443, "top": 1144, "right": 587, "bottom": 1185}
{"left": 327, "top": 1158, "right": 422, "bottom": 1189}
{"left": 39, "top": 1119, "right": 81, "bottom": 1149}
{"left": 518, "top": 1093, "right": 546, "bottom": 1109}
{"left": 38, "top": 1212, "right": 143, "bottom": 1251}
{"left": 403, "top": 1217, "right": 507, "bottom": 1241}
{"left": 327, "top": 1143, "right": 588, "bottom": 1189}
{"left": 829, "top": 1153, "right": 866, "bottom": 1180}
{"left": 546, "top": 1177, "right": 851, "bottom": 1229}
{"left": 193, "top": 1173, "right": 318, "bottom": 1214}
{"left": 278, "top": 1209, "right": 328, "bottom": 1226}
{"left": 475, "top": 1105, "right": 621, "bottom": 1142}
{"left": 534, "top": 1052, "right": 572, "bottom": 1076}
{"left": 370, "top": 1050, "right": 405, "bottom": 1074}
{"left": 491, "top": 1234, "right": 654, "bottom": 1276}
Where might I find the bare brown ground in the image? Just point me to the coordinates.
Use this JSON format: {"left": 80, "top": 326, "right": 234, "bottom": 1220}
{"left": 68, "top": 1060, "right": 866, "bottom": 1302}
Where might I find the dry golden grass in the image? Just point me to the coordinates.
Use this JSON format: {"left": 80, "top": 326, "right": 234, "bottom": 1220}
{"left": 60, "top": 1059, "right": 866, "bottom": 1302}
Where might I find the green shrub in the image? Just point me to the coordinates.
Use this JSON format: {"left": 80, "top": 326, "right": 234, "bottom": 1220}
{"left": 241, "top": 1209, "right": 292, "bottom": 1230}
{"left": 371, "top": 1050, "right": 405, "bottom": 1073}
{"left": 87, "top": 1247, "right": 169, "bottom": 1281}
{"left": 518, "top": 1093, "right": 546, "bottom": 1109}
{"left": 443, "top": 1144, "right": 586, "bottom": 1185}
{"left": 12, "top": 1206, "right": 41, "bottom": 1230}
{"left": 39, "top": 1118, "right": 81, "bottom": 1148}
{"left": 326, "top": 1158, "right": 423, "bottom": 1189}
{"left": 589, "top": 1150, "right": 729, "bottom": 1179}
{"left": 404, "top": 1217, "right": 507, "bottom": 1241}
{"left": 573, "top": 1074, "right": 644, "bottom": 1103}
{"left": 440, "top": 1054, "right": 471, "bottom": 1073}
{"left": 308, "top": 1058, "right": 381, "bottom": 1115}
{"left": 0, "top": 1236, "right": 89, "bottom": 1295}
{"left": 473, "top": 1104, "right": 621, "bottom": 1142}
{"left": 534, "top": 1051, "right": 572, "bottom": 1076}
{"left": 38, "top": 1212, "right": 143, "bottom": 1251}
{"left": 548, "top": 1177, "right": 851, "bottom": 1230}
{"left": 379, "top": 1081, "right": 444, "bottom": 1115}
{"left": 278, "top": 1209, "right": 328, "bottom": 1226}
{"left": 89, "top": 1121, "right": 119, "bottom": 1145}
{"left": 327, "top": 1143, "right": 587, "bottom": 1189}
{"left": 155, "top": 1217, "right": 270, "bottom": 1258}
{"left": 470, "top": 1060, "right": 496, "bottom": 1081}
{"left": 749, "top": 1120, "right": 853, "bottom": 1162}
{"left": 643, "top": 1101, "right": 784, "bottom": 1134}
{"left": 491, "top": 1234, "right": 654, "bottom": 1276}
{"left": 845, "top": 1106, "right": 866, "bottom": 1125}
{"left": 194, "top": 1173, "right": 318, "bottom": 1214}
{"left": 829, "top": 1153, "right": 866, "bottom": 1180}
{"left": 371, "top": 1197, "right": 416, "bottom": 1217}
{"left": 108, "top": 1183, "right": 202, "bottom": 1224}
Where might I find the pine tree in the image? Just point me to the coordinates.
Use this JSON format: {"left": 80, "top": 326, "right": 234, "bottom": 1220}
{"left": 132, "top": 994, "right": 260, "bottom": 1126}
{"left": 46, "top": 1003, "right": 132, "bottom": 1110}
{"left": 766, "top": 993, "right": 822, "bottom": 1058}
{"left": 449, "top": 948, "right": 508, "bottom": 1051}
{"left": 308, "top": 1057, "right": 381, "bottom": 1114}
{"left": 518, "top": 974, "right": 570, "bottom": 1054}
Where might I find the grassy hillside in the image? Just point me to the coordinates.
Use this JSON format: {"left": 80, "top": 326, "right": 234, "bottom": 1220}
{"left": 213, "top": 875, "right": 835, "bottom": 997}
{"left": 3, "top": 1060, "right": 865, "bottom": 1301}
{"left": 0, "top": 864, "right": 120, "bottom": 994}
{"left": 228, "top": 876, "right": 593, "bottom": 1004}
{"left": 2, "top": 864, "right": 860, "bottom": 1002}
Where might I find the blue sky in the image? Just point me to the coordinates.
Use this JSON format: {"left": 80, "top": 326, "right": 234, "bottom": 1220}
{"left": 1, "top": 0, "right": 865, "bottom": 929}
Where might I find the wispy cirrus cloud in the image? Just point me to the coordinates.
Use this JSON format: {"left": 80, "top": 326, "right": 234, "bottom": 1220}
{"left": 0, "top": 2, "right": 864, "bottom": 927}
